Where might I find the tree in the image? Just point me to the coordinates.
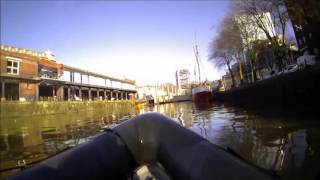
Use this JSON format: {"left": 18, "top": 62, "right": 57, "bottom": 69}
{"left": 284, "top": 0, "right": 320, "bottom": 55}
{"left": 234, "top": 13, "right": 260, "bottom": 82}
{"left": 256, "top": 42, "right": 276, "bottom": 72}
{"left": 284, "top": 0, "right": 320, "bottom": 28}
{"left": 231, "top": 0, "right": 290, "bottom": 71}
{"left": 222, "top": 17, "right": 246, "bottom": 85}
{"left": 209, "top": 17, "right": 244, "bottom": 88}
{"left": 209, "top": 36, "right": 236, "bottom": 88}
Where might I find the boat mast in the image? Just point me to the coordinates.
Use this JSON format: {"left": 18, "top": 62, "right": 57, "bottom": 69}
{"left": 194, "top": 63, "right": 197, "bottom": 83}
{"left": 193, "top": 45, "right": 201, "bottom": 84}
{"left": 193, "top": 32, "right": 201, "bottom": 84}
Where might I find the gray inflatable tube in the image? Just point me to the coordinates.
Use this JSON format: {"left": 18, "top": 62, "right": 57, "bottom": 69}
{"left": 9, "top": 113, "right": 278, "bottom": 180}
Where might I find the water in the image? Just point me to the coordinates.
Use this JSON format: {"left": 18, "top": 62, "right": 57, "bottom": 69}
{"left": 1, "top": 102, "right": 320, "bottom": 179}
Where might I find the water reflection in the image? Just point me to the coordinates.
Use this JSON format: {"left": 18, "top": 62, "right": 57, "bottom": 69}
{"left": 1, "top": 102, "right": 320, "bottom": 180}
{"left": 0, "top": 107, "right": 135, "bottom": 178}
{"left": 142, "top": 102, "right": 320, "bottom": 180}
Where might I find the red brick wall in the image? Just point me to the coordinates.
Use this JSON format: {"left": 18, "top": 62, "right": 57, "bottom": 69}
{"left": 0, "top": 50, "right": 38, "bottom": 78}
{"left": 19, "top": 82, "right": 37, "bottom": 100}
{"left": 0, "top": 54, "right": 8, "bottom": 73}
{"left": 20, "top": 60, "right": 38, "bottom": 78}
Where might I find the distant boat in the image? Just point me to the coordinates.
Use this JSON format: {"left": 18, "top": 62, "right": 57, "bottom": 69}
{"left": 173, "top": 94, "right": 192, "bottom": 102}
{"left": 192, "top": 85, "right": 212, "bottom": 103}
{"left": 134, "top": 99, "right": 146, "bottom": 106}
{"left": 146, "top": 95, "right": 154, "bottom": 105}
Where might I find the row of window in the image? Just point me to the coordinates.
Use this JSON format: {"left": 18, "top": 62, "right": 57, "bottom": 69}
{"left": 38, "top": 65, "right": 58, "bottom": 79}
{"left": 62, "top": 71, "right": 135, "bottom": 90}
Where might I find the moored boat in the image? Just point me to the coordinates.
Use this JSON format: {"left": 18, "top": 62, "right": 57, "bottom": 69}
{"left": 192, "top": 85, "right": 212, "bottom": 103}
{"left": 191, "top": 39, "right": 213, "bottom": 103}
{"left": 173, "top": 94, "right": 192, "bottom": 102}
{"left": 9, "top": 113, "right": 278, "bottom": 180}
{"left": 146, "top": 95, "right": 154, "bottom": 105}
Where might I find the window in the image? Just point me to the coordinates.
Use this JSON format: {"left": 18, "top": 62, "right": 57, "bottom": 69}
{"left": 74, "top": 72, "right": 81, "bottom": 83}
{"left": 38, "top": 65, "right": 58, "bottom": 78}
{"left": 98, "top": 77, "right": 105, "bottom": 86}
{"left": 82, "top": 74, "right": 89, "bottom": 84}
{"left": 6, "top": 58, "right": 20, "bottom": 75}
{"left": 63, "top": 71, "right": 71, "bottom": 81}
{"left": 106, "top": 79, "right": 111, "bottom": 87}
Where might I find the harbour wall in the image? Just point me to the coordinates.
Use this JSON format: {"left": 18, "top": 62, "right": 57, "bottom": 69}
{"left": 0, "top": 100, "right": 134, "bottom": 118}
{"left": 213, "top": 66, "right": 320, "bottom": 113}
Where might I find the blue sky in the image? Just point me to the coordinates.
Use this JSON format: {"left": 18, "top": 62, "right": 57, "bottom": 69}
{"left": 1, "top": 0, "right": 230, "bottom": 84}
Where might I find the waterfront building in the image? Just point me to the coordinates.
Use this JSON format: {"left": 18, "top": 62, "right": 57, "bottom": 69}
{"left": 175, "top": 69, "right": 191, "bottom": 96}
{"left": 175, "top": 69, "right": 190, "bottom": 89}
{"left": 136, "top": 83, "right": 177, "bottom": 103}
{"left": 0, "top": 45, "right": 136, "bottom": 101}
{"left": 221, "top": 73, "right": 233, "bottom": 91}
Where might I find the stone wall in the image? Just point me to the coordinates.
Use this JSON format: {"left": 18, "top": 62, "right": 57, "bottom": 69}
{"left": 213, "top": 66, "right": 320, "bottom": 112}
{"left": 0, "top": 100, "right": 134, "bottom": 118}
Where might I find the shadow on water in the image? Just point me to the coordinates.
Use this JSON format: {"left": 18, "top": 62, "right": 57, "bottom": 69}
{"left": 1, "top": 101, "right": 320, "bottom": 180}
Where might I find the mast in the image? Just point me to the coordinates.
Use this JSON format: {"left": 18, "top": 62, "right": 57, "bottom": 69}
{"left": 193, "top": 32, "right": 201, "bottom": 84}
{"left": 193, "top": 45, "right": 201, "bottom": 83}
{"left": 194, "top": 63, "right": 197, "bottom": 83}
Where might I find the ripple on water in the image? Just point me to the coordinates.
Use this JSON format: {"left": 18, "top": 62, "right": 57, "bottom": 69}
{"left": 1, "top": 102, "right": 320, "bottom": 180}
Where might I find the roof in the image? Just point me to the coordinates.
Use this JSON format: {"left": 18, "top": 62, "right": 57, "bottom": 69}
{"left": 1, "top": 44, "right": 51, "bottom": 60}
{"left": 1, "top": 44, "right": 136, "bottom": 85}
{"left": 63, "top": 64, "right": 135, "bottom": 84}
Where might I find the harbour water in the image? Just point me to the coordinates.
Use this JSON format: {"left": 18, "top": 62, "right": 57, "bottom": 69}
{"left": 1, "top": 102, "right": 320, "bottom": 179}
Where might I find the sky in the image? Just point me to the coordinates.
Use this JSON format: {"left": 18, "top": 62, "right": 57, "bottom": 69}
{"left": 1, "top": 0, "right": 230, "bottom": 85}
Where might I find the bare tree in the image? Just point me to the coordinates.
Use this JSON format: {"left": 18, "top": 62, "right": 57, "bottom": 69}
{"left": 209, "top": 17, "right": 244, "bottom": 88}
{"left": 221, "top": 17, "right": 245, "bottom": 85}
{"left": 257, "top": 42, "right": 276, "bottom": 72}
{"left": 285, "top": 0, "right": 320, "bottom": 28}
{"left": 209, "top": 39, "right": 236, "bottom": 88}
{"left": 234, "top": 13, "right": 261, "bottom": 82}
{"left": 231, "top": 0, "right": 290, "bottom": 71}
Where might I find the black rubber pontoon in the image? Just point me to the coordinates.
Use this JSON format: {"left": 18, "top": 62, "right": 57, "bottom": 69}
{"left": 9, "top": 113, "right": 278, "bottom": 180}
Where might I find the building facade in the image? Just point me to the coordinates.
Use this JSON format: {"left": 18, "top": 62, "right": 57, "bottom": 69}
{"left": 175, "top": 69, "right": 190, "bottom": 89}
{"left": 136, "top": 83, "right": 177, "bottom": 103}
{"left": 0, "top": 45, "right": 136, "bottom": 101}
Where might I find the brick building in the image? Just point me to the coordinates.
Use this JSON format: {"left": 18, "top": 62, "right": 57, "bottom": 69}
{"left": 0, "top": 45, "right": 136, "bottom": 101}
